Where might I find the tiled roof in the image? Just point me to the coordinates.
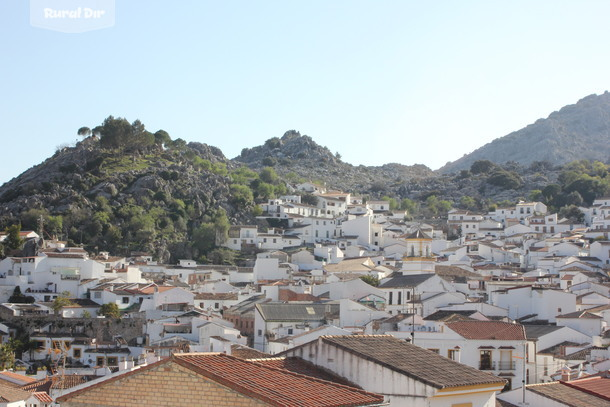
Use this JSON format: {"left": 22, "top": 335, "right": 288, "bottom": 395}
{"left": 565, "top": 374, "right": 610, "bottom": 400}
{"left": 424, "top": 310, "right": 479, "bottom": 322}
{"left": 194, "top": 292, "right": 238, "bottom": 300}
{"left": 0, "top": 371, "right": 37, "bottom": 385}
{"left": 403, "top": 229, "right": 432, "bottom": 239}
{"left": 256, "top": 303, "right": 339, "bottom": 322}
{"left": 22, "top": 375, "right": 94, "bottom": 392}
{"left": 173, "top": 353, "right": 385, "bottom": 406}
{"left": 32, "top": 391, "right": 53, "bottom": 403}
{"left": 251, "top": 357, "right": 357, "bottom": 387}
{"left": 528, "top": 380, "right": 610, "bottom": 407}
{"left": 557, "top": 311, "right": 603, "bottom": 319}
{"left": 447, "top": 321, "right": 526, "bottom": 340}
{"left": 230, "top": 344, "right": 270, "bottom": 359}
{"left": 0, "top": 383, "right": 30, "bottom": 402}
{"left": 524, "top": 324, "right": 563, "bottom": 339}
{"left": 378, "top": 273, "right": 435, "bottom": 288}
{"left": 315, "top": 335, "right": 504, "bottom": 389}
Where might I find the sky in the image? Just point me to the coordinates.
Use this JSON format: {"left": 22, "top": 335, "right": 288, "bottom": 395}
{"left": 2, "top": 1, "right": 610, "bottom": 185}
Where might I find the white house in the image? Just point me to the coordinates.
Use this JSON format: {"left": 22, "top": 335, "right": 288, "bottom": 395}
{"left": 413, "top": 320, "right": 527, "bottom": 391}
{"left": 282, "top": 335, "right": 506, "bottom": 407}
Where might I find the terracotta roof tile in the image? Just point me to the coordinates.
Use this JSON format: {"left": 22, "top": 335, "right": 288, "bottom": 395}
{"left": 251, "top": 357, "right": 357, "bottom": 387}
{"left": 173, "top": 353, "right": 385, "bottom": 406}
{"left": 447, "top": 321, "right": 526, "bottom": 340}
{"left": 32, "top": 391, "right": 53, "bottom": 403}
{"left": 0, "top": 371, "right": 37, "bottom": 385}
{"left": 314, "top": 335, "right": 505, "bottom": 389}
{"left": 563, "top": 374, "right": 610, "bottom": 400}
{"left": 0, "top": 383, "right": 30, "bottom": 403}
{"left": 528, "top": 380, "right": 610, "bottom": 407}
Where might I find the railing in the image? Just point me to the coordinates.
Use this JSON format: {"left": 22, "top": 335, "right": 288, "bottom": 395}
{"left": 497, "top": 361, "right": 516, "bottom": 370}
{"left": 479, "top": 361, "right": 516, "bottom": 370}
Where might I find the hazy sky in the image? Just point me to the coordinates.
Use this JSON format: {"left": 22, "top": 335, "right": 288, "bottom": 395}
{"left": 2, "top": 1, "right": 610, "bottom": 185}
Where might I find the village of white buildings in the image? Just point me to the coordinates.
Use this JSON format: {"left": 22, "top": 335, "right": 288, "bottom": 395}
{"left": 0, "top": 181, "right": 609, "bottom": 406}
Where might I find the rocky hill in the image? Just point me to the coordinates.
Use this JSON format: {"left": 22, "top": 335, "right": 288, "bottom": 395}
{"left": 1, "top": 101, "right": 609, "bottom": 261}
{"left": 234, "top": 130, "right": 434, "bottom": 193}
{"left": 440, "top": 92, "right": 610, "bottom": 174}
{"left": 0, "top": 119, "right": 259, "bottom": 262}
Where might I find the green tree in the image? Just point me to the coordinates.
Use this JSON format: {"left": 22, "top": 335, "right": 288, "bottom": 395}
{"left": 470, "top": 160, "right": 496, "bottom": 174}
{"left": 192, "top": 223, "right": 216, "bottom": 255}
{"left": 99, "top": 303, "right": 121, "bottom": 318}
{"left": 400, "top": 198, "right": 418, "bottom": 214}
{"left": 0, "top": 343, "right": 15, "bottom": 370}
{"left": 559, "top": 205, "right": 585, "bottom": 224}
{"left": 51, "top": 291, "right": 73, "bottom": 315}
{"left": 77, "top": 126, "right": 92, "bottom": 138}
{"left": 230, "top": 184, "right": 254, "bottom": 207}
{"left": 206, "top": 248, "right": 238, "bottom": 265}
{"left": 260, "top": 167, "right": 279, "bottom": 184}
{"left": 459, "top": 196, "right": 477, "bottom": 210}
{"left": 4, "top": 224, "right": 24, "bottom": 251}
{"left": 301, "top": 193, "right": 319, "bottom": 206}
{"left": 487, "top": 170, "right": 523, "bottom": 190}
{"left": 359, "top": 275, "right": 379, "bottom": 287}
{"left": 213, "top": 209, "right": 230, "bottom": 246}
{"left": 8, "top": 286, "right": 34, "bottom": 304}
{"left": 382, "top": 196, "right": 399, "bottom": 210}
{"left": 528, "top": 190, "right": 544, "bottom": 202}
{"left": 256, "top": 182, "right": 275, "bottom": 200}
{"left": 154, "top": 130, "right": 171, "bottom": 147}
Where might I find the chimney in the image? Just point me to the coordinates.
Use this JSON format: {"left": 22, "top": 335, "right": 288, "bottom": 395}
{"left": 560, "top": 365, "right": 571, "bottom": 382}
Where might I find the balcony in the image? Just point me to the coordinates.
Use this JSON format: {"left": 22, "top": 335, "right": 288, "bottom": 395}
{"left": 479, "top": 361, "right": 516, "bottom": 371}
{"left": 497, "top": 361, "right": 516, "bottom": 370}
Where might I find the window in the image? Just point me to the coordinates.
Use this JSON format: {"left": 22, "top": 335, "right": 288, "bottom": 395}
{"left": 389, "top": 292, "right": 393, "bottom": 305}
{"left": 73, "top": 348, "right": 81, "bottom": 358}
{"left": 258, "top": 330, "right": 262, "bottom": 336}
{"left": 96, "top": 356, "right": 105, "bottom": 366}
{"left": 122, "top": 297, "right": 129, "bottom": 304}
{"left": 200, "top": 302, "right": 204, "bottom": 308}
{"left": 288, "top": 328, "right": 293, "bottom": 335}
{"left": 107, "top": 357, "right": 118, "bottom": 366}
{"left": 427, "top": 348, "right": 439, "bottom": 354}
{"left": 214, "top": 302, "right": 219, "bottom": 309}
{"left": 480, "top": 350, "right": 493, "bottom": 370}
{"left": 94, "top": 291, "right": 102, "bottom": 299}
{"left": 397, "top": 291, "right": 402, "bottom": 305}
{"left": 447, "top": 349, "right": 458, "bottom": 361}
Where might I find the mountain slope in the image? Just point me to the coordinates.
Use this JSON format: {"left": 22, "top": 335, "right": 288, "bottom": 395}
{"left": 0, "top": 133, "right": 256, "bottom": 262}
{"left": 234, "top": 130, "right": 434, "bottom": 193}
{"left": 440, "top": 92, "right": 610, "bottom": 174}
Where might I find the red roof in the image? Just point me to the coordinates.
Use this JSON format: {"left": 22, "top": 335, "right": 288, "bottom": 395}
{"left": 447, "top": 321, "right": 526, "bottom": 340}
{"left": 563, "top": 374, "right": 610, "bottom": 401}
{"left": 58, "top": 353, "right": 384, "bottom": 407}
{"left": 174, "top": 353, "right": 385, "bottom": 406}
{"left": 0, "top": 371, "right": 37, "bottom": 384}
{"left": 32, "top": 392, "right": 53, "bottom": 403}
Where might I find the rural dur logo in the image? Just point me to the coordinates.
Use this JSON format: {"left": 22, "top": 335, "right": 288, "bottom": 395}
{"left": 30, "top": 0, "right": 115, "bottom": 33}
